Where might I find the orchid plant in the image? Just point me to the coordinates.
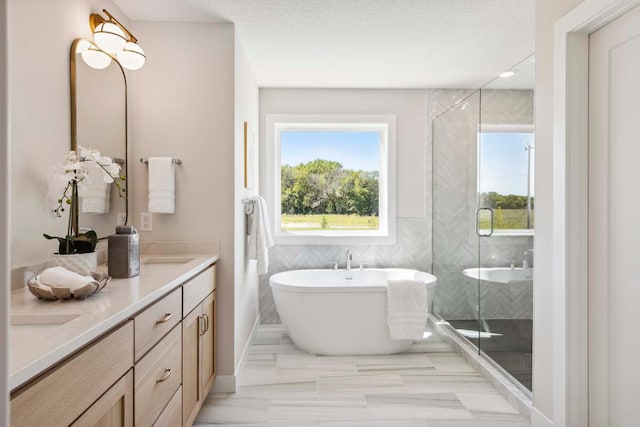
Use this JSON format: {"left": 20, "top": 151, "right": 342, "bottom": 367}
{"left": 44, "top": 147, "right": 126, "bottom": 254}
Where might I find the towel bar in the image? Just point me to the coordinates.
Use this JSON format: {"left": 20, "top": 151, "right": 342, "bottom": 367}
{"left": 140, "top": 158, "right": 182, "bottom": 165}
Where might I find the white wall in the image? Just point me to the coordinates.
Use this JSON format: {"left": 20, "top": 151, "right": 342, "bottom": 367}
{"left": 129, "top": 21, "right": 237, "bottom": 379}
{"left": 233, "top": 38, "right": 260, "bottom": 369}
{"left": 533, "top": 0, "right": 586, "bottom": 425}
{"left": 1, "top": 0, "right": 9, "bottom": 421}
{"left": 8, "top": 0, "right": 128, "bottom": 267}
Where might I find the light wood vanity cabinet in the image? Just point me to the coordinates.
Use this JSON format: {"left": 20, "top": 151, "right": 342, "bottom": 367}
{"left": 182, "top": 267, "right": 217, "bottom": 427}
{"left": 10, "top": 263, "right": 217, "bottom": 427}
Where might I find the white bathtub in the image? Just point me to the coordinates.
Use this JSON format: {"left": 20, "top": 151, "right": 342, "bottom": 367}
{"left": 270, "top": 268, "right": 438, "bottom": 356}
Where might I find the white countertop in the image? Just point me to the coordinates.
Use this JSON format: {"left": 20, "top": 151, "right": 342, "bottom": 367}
{"left": 9, "top": 253, "right": 219, "bottom": 391}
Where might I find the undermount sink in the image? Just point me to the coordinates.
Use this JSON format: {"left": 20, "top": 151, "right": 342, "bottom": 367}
{"left": 142, "top": 256, "right": 195, "bottom": 264}
{"left": 10, "top": 313, "right": 81, "bottom": 326}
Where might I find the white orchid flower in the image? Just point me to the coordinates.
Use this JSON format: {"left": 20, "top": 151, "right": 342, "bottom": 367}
{"left": 78, "top": 146, "right": 101, "bottom": 162}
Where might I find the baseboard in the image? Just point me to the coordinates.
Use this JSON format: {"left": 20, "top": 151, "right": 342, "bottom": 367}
{"left": 211, "top": 375, "right": 236, "bottom": 393}
{"left": 236, "top": 313, "right": 261, "bottom": 375}
{"left": 211, "top": 314, "right": 261, "bottom": 394}
{"left": 531, "top": 407, "right": 554, "bottom": 427}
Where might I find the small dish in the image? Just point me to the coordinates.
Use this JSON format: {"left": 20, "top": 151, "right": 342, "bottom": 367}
{"left": 27, "top": 271, "right": 110, "bottom": 301}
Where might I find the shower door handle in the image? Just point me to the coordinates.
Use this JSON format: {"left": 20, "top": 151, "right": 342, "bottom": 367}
{"left": 475, "top": 208, "right": 494, "bottom": 237}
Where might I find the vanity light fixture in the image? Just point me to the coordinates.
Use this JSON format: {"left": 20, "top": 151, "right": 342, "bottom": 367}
{"left": 84, "top": 9, "right": 146, "bottom": 71}
{"left": 75, "top": 39, "right": 112, "bottom": 69}
{"left": 116, "top": 42, "right": 146, "bottom": 71}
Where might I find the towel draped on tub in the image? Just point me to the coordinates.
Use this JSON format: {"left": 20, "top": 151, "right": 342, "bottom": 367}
{"left": 386, "top": 279, "right": 427, "bottom": 340}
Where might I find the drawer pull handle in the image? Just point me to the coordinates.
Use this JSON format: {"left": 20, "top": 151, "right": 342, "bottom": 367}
{"left": 203, "top": 313, "right": 210, "bottom": 333}
{"left": 156, "top": 368, "right": 172, "bottom": 383}
{"left": 156, "top": 313, "right": 173, "bottom": 324}
{"left": 199, "top": 315, "right": 206, "bottom": 336}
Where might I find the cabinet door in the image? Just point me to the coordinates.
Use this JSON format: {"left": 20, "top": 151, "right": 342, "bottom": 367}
{"left": 200, "top": 291, "right": 216, "bottom": 395}
{"left": 71, "top": 370, "right": 133, "bottom": 427}
{"left": 183, "top": 306, "right": 203, "bottom": 426}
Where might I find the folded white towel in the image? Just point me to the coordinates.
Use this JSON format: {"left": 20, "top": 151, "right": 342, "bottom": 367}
{"left": 247, "top": 195, "right": 274, "bottom": 275}
{"left": 386, "top": 279, "right": 427, "bottom": 340}
{"left": 148, "top": 157, "right": 175, "bottom": 214}
{"left": 80, "top": 161, "right": 111, "bottom": 214}
{"left": 39, "top": 266, "right": 98, "bottom": 292}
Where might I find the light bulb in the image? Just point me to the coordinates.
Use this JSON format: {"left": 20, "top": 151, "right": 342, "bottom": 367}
{"left": 81, "top": 45, "right": 112, "bottom": 69}
{"left": 74, "top": 39, "right": 92, "bottom": 54}
{"left": 116, "top": 42, "right": 146, "bottom": 70}
{"left": 499, "top": 70, "right": 517, "bottom": 79}
{"left": 93, "top": 22, "right": 127, "bottom": 54}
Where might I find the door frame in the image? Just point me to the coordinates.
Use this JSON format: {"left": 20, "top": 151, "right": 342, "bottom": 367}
{"left": 553, "top": 0, "right": 640, "bottom": 426}
{"left": 0, "top": 0, "right": 9, "bottom": 423}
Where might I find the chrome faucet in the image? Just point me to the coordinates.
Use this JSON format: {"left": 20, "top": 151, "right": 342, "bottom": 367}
{"left": 346, "top": 250, "right": 353, "bottom": 271}
{"left": 523, "top": 248, "right": 534, "bottom": 269}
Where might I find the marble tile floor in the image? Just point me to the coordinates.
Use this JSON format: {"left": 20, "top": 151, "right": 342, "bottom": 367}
{"left": 195, "top": 324, "right": 531, "bottom": 426}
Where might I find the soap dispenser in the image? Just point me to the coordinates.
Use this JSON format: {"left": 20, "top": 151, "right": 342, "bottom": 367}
{"left": 108, "top": 225, "right": 140, "bottom": 278}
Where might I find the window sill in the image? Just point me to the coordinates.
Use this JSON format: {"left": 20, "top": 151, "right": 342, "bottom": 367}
{"left": 487, "top": 229, "right": 534, "bottom": 237}
{"left": 274, "top": 230, "right": 396, "bottom": 246}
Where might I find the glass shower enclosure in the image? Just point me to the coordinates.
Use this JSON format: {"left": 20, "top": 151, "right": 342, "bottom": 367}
{"left": 431, "top": 55, "right": 535, "bottom": 392}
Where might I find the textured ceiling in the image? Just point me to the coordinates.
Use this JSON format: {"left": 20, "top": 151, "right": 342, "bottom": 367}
{"left": 115, "top": 0, "right": 535, "bottom": 89}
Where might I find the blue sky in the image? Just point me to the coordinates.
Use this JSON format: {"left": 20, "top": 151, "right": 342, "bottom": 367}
{"left": 479, "top": 132, "right": 535, "bottom": 196}
{"left": 281, "top": 131, "right": 379, "bottom": 171}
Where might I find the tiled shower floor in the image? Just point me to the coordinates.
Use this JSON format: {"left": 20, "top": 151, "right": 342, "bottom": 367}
{"left": 194, "top": 324, "right": 531, "bottom": 426}
{"left": 447, "top": 319, "right": 532, "bottom": 391}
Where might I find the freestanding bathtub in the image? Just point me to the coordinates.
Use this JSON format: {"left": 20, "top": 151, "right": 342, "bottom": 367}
{"left": 270, "top": 268, "right": 438, "bottom": 356}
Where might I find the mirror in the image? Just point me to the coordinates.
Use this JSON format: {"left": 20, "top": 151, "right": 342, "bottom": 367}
{"left": 70, "top": 38, "right": 128, "bottom": 239}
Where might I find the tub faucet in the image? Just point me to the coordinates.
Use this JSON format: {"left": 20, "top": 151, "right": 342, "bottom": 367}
{"left": 346, "top": 250, "right": 353, "bottom": 271}
{"left": 523, "top": 249, "right": 534, "bottom": 269}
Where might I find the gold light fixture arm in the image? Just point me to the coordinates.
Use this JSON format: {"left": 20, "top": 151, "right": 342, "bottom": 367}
{"left": 89, "top": 9, "right": 138, "bottom": 43}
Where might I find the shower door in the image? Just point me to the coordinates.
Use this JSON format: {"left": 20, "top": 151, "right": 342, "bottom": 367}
{"left": 476, "top": 84, "right": 535, "bottom": 392}
{"left": 431, "top": 55, "right": 535, "bottom": 393}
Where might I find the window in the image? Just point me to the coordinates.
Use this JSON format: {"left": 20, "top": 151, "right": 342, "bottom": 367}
{"left": 478, "top": 125, "right": 534, "bottom": 235}
{"left": 266, "top": 115, "right": 396, "bottom": 244}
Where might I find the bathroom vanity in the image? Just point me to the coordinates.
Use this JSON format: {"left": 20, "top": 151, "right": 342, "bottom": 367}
{"left": 8, "top": 252, "right": 219, "bottom": 427}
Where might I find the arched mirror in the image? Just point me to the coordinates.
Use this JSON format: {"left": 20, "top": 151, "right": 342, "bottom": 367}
{"left": 70, "top": 38, "right": 128, "bottom": 238}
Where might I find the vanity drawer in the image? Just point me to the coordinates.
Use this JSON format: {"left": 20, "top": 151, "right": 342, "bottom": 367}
{"left": 135, "top": 287, "right": 181, "bottom": 361}
{"left": 153, "top": 386, "right": 182, "bottom": 427}
{"left": 11, "top": 321, "right": 134, "bottom": 427}
{"left": 135, "top": 324, "right": 182, "bottom": 427}
{"left": 183, "top": 265, "right": 216, "bottom": 315}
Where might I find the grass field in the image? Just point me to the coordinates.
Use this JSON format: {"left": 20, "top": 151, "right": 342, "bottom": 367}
{"left": 479, "top": 208, "right": 534, "bottom": 229}
{"left": 281, "top": 214, "right": 379, "bottom": 231}
{"left": 280, "top": 209, "right": 531, "bottom": 231}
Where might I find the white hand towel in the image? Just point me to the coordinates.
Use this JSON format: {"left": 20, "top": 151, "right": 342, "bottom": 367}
{"left": 248, "top": 195, "right": 274, "bottom": 275}
{"left": 148, "top": 157, "right": 175, "bottom": 214}
{"left": 386, "top": 279, "right": 427, "bottom": 340}
{"left": 80, "top": 161, "right": 111, "bottom": 214}
{"left": 39, "top": 266, "right": 98, "bottom": 292}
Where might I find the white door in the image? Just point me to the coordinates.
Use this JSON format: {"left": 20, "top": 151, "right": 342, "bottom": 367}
{"left": 589, "top": 5, "right": 640, "bottom": 426}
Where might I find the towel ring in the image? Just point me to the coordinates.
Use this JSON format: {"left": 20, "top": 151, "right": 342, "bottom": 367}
{"left": 242, "top": 198, "right": 256, "bottom": 215}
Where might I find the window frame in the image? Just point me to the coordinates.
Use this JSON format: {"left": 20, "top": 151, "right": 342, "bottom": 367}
{"left": 266, "top": 114, "right": 397, "bottom": 245}
{"left": 477, "top": 123, "right": 535, "bottom": 237}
